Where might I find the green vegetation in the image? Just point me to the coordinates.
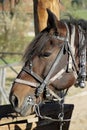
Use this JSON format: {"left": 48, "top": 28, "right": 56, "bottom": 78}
{"left": 61, "top": 0, "right": 87, "bottom": 19}
{"left": 0, "top": 1, "right": 34, "bottom": 62}
{"left": 72, "top": 9, "right": 87, "bottom": 19}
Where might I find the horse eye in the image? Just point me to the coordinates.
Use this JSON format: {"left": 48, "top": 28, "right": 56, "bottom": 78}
{"left": 41, "top": 52, "right": 51, "bottom": 57}
{"left": 44, "top": 52, "right": 51, "bottom": 57}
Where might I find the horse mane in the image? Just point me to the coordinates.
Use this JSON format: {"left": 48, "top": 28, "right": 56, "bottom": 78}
{"left": 61, "top": 16, "right": 87, "bottom": 32}
{"left": 23, "top": 16, "right": 87, "bottom": 62}
{"left": 61, "top": 17, "right": 87, "bottom": 53}
{"left": 23, "top": 29, "right": 50, "bottom": 62}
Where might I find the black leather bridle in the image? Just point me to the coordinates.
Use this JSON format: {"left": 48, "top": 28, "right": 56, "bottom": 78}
{"left": 14, "top": 22, "right": 87, "bottom": 100}
{"left": 14, "top": 23, "right": 79, "bottom": 98}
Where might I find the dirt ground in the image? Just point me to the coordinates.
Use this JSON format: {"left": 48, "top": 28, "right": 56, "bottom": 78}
{"left": 65, "top": 82, "right": 87, "bottom": 130}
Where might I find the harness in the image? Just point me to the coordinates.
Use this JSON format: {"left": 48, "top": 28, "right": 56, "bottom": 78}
{"left": 14, "top": 22, "right": 86, "bottom": 130}
{"left": 76, "top": 26, "right": 86, "bottom": 88}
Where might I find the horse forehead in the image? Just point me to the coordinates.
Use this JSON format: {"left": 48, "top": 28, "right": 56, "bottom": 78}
{"left": 40, "top": 43, "right": 57, "bottom": 54}
{"left": 49, "top": 25, "right": 67, "bottom": 40}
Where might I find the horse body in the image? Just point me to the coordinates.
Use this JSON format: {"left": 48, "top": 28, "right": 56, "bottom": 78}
{"left": 9, "top": 9, "right": 86, "bottom": 117}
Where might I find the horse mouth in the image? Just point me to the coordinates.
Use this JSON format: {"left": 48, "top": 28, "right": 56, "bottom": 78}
{"left": 14, "top": 104, "right": 34, "bottom": 116}
{"left": 20, "top": 106, "right": 34, "bottom": 116}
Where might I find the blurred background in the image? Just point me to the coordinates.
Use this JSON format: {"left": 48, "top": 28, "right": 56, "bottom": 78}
{"left": 0, "top": 0, "right": 87, "bottom": 104}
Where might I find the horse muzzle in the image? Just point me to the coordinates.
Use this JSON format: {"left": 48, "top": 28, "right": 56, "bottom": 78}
{"left": 10, "top": 94, "right": 36, "bottom": 116}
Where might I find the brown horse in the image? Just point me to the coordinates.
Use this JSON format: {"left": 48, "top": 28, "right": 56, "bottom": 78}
{"left": 9, "top": 9, "right": 86, "bottom": 118}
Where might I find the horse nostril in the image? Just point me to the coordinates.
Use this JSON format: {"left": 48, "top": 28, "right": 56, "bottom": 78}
{"left": 11, "top": 95, "right": 19, "bottom": 108}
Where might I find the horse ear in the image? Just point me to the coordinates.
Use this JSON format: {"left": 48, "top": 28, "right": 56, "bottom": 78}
{"left": 47, "top": 9, "right": 58, "bottom": 29}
